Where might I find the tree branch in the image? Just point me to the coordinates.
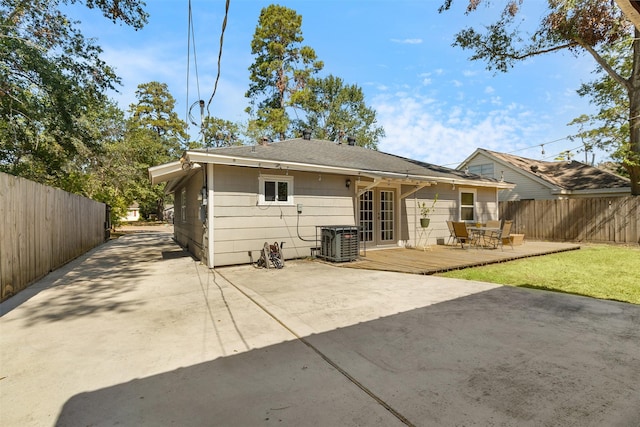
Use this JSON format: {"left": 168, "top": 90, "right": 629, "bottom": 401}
{"left": 510, "top": 42, "right": 579, "bottom": 60}
{"left": 575, "top": 37, "right": 632, "bottom": 92}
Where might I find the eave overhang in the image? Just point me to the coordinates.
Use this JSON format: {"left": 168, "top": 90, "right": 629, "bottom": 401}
{"left": 183, "top": 151, "right": 515, "bottom": 190}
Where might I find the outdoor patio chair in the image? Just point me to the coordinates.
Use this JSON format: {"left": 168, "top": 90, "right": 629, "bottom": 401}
{"left": 486, "top": 220, "right": 501, "bottom": 228}
{"left": 452, "top": 221, "right": 474, "bottom": 249}
{"left": 487, "top": 220, "right": 514, "bottom": 250}
{"left": 446, "top": 220, "right": 457, "bottom": 245}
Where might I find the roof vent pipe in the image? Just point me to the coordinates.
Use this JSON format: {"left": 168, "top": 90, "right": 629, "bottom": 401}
{"left": 347, "top": 136, "right": 356, "bottom": 146}
{"left": 302, "top": 129, "right": 312, "bottom": 140}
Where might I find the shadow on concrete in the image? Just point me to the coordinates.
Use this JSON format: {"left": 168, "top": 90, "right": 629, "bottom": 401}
{"left": 55, "top": 286, "right": 640, "bottom": 426}
{"left": 0, "top": 232, "right": 178, "bottom": 325}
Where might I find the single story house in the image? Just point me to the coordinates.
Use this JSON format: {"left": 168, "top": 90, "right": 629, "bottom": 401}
{"left": 149, "top": 137, "right": 514, "bottom": 268}
{"left": 458, "top": 148, "right": 632, "bottom": 201}
{"left": 121, "top": 202, "right": 140, "bottom": 222}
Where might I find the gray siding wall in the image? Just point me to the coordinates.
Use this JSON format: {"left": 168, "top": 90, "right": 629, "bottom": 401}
{"left": 465, "top": 152, "right": 553, "bottom": 201}
{"left": 173, "top": 165, "right": 504, "bottom": 264}
{"left": 212, "top": 165, "right": 355, "bottom": 266}
{"left": 173, "top": 171, "right": 205, "bottom": 260}
{"left": 404, "top": 183, "right": 499, "bottom": 246}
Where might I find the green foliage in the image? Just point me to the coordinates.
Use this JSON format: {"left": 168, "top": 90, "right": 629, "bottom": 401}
{"left": 0, "top": 0, "right": 147, "bottom": 190}
{"left": 291, "top": 75, "right": 385, "bottom": 149}
{"left": 419, "top": 194, "right": 438, "bottom": 219}
{"left": 569, "top": 37, "right": 634, "bottom": 176}
{"left": 246, "top": 4, "right": 323, "bottom": 141}
{"left": 129, "top": 81, "right": 189, "bottom": 159}
{"left": 192, "top": 116, "right": 241, "bottom": 148}
{"left": 124, "top": 81, "right": 189, "bottom": 220}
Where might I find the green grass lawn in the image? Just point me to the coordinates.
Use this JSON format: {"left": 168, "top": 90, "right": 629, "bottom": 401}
{"left": 438, "top": 244, "right": 640, "bottom": 305}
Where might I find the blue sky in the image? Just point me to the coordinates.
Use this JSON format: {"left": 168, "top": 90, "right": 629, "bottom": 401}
{"left": 70, "top": 0, "right": 607, "bottom": 168}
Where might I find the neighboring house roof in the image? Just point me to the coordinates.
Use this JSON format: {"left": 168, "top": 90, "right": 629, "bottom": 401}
{"left": 459, "top": 148, "right": 631, "bottom": 194}
{"left": 150, "top": 138, "right": 514, "bottom": 190}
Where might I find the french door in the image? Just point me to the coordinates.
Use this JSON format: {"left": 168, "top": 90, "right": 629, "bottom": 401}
{"left": 359, "top": 189, "right": 395, "bottom": 245}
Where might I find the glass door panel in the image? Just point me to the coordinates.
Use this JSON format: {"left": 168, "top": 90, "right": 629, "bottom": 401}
{"left": 379, "top": 190, "right": 394, "bottom": 243}
{"left": 359, "top": 190, "right": 374, "bottom": 242}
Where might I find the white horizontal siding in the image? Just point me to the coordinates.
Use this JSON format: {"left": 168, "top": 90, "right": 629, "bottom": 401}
{"left": 403, "top": 183, "right": 499, "bottom": 246}
{"left": 212, "top": 166, "right": 355, "bottom": 265}
{"left": 465, "top": 152, "right": 554, "bottom": 200}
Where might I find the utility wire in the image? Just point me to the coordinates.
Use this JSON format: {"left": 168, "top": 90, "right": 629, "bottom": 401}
{"left": 206, "top": 0, "right": 230, "bottom": 115}
{"left": 185, "top": 0, "right": 202, "bottom": 127}
{"left": 439, "top": 135, "right": 573, "bottom": 168}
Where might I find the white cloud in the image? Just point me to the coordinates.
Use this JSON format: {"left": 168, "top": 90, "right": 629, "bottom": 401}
{"left": 391, "top": 38, "right": 423, "bottom": 44}
{"left": 485, "top": 86, "right": 495, "bottom": 94}
{"left": 372, "top": 93, "right": 538, "bottom": 167}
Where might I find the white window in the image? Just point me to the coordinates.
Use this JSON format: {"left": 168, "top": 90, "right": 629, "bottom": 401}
{"left": 460, "top": 189, "right": 477, "bottom": 221}
{"left": 259, "top": 175, "right": 293, "bottom": 205}
{"left": 468, "top": 163, "right": 494, "bottom": 178}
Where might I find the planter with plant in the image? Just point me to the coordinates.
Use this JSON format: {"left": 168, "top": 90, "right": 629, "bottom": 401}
{"left": 419, "top": 194, "right": 438, "bottom": 227}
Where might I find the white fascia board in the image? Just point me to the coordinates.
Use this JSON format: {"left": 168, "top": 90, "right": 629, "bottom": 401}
{"left": 552, "top": 187, "right": 632, "bottom": 196}
{"left": 148, "top": 161, "right": 201, "bottom": 187}
{"left": 456, "top": 148, "right": 484, "bottom": 169}
{"left": 184, "top": 151, "right": 514, "bottom": 189}
{"left": 148, "top": 161, "right": 183, "bottom": 185}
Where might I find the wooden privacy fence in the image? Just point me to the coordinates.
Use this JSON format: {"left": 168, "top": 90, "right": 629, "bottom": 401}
{"left": 0, "top": 173, "right": 108, "bottom": 301}
{"left": 499, "top": 197, "right": 640, "bottom": 244}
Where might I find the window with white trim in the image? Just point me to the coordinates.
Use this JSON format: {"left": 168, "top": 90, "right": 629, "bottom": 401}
{"left": 460, "top": 189, "right": 476, "bottom": 221}
{"left": 468, "top": 163, "right": 494, "bottom": 178}
{"left": 259, "top": 175, "right": 293, "bottom": 205}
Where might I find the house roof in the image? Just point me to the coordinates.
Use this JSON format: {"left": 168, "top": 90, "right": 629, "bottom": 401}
{"left": 460, "top": 148, "right": 630, "bottom": 193}
{"left": 183, "top": 138, "right": 512, "bottom": 187}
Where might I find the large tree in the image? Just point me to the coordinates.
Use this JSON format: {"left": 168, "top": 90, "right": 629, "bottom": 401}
{"left": 440, "top": 0, "right": 640, "bottom": 195}
{"left": 192, "top": 116, "right": 241, "bottom": 149}
{"left": 127, "top": 81, "right": 189, "bottom": 219}
{"left": 569, "top": 37, "right": 631, "bottom": 175}
{"left": 245, "top": 4, "right": 323, "bottom": 141}
{"left": 0, "top": 0, "right": 148, "bottom": 189}
{"left": 291, "top": 75, "right": 385, "bottom": 149}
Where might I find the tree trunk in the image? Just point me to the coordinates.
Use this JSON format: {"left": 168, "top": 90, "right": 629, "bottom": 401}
{"left": 628, "top": 29, "right": 640, "bottom": 195}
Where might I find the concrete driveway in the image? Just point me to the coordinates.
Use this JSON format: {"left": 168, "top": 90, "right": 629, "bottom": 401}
{"left": 1, "top": 232, "right": 639, "bottom": 426}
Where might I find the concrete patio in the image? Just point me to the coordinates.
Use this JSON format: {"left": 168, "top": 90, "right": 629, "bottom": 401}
{"left": 1, "top": 231, "right": 639, "bottom": 426}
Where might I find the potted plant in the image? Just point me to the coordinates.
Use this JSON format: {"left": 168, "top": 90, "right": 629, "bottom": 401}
{"left": 419, "top": 194, "right": 438, "bottom": 227}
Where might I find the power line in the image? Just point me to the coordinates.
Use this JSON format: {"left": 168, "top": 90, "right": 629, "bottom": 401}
{"left": 206, "top": 0, "right": 230, "bottom": 115}
{"left": 439, "top": 135, "right": 573, "bottom": 167}
{"left": 185, "top": 0, "right": 202, "bottom": 127}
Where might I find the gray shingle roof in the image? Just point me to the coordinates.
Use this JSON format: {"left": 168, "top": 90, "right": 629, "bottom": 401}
{"left": 191, "top": 138, "right": 501, "bottom": 184}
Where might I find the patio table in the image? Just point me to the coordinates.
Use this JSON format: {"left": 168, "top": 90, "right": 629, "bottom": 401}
{"left": 467, "top": 226, "right": 501, "bottom": 248}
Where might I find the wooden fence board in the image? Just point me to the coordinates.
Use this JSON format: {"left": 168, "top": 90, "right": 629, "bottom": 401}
{"left": 500, "top": 196, "right": 639, "bottom": 245}
{"left": 0, "top": 173, "right": 107, "bottom": 301}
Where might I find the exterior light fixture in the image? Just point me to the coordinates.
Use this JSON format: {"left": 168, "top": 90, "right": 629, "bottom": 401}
{"left": 346, "top": 178, "right": 351, "bottom": 188}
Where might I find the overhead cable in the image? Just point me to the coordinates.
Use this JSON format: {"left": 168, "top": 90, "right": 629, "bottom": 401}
{"left": 207, "top": 0, "right": 230, "bottom": 115}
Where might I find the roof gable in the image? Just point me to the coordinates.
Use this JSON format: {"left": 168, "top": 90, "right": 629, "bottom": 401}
{"left": 467, "top": 149, "right": 630, "bottom": 191}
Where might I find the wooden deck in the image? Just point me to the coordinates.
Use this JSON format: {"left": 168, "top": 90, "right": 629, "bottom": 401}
{"left": 339, "top": 241, "right": 581, "bottom": 275}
